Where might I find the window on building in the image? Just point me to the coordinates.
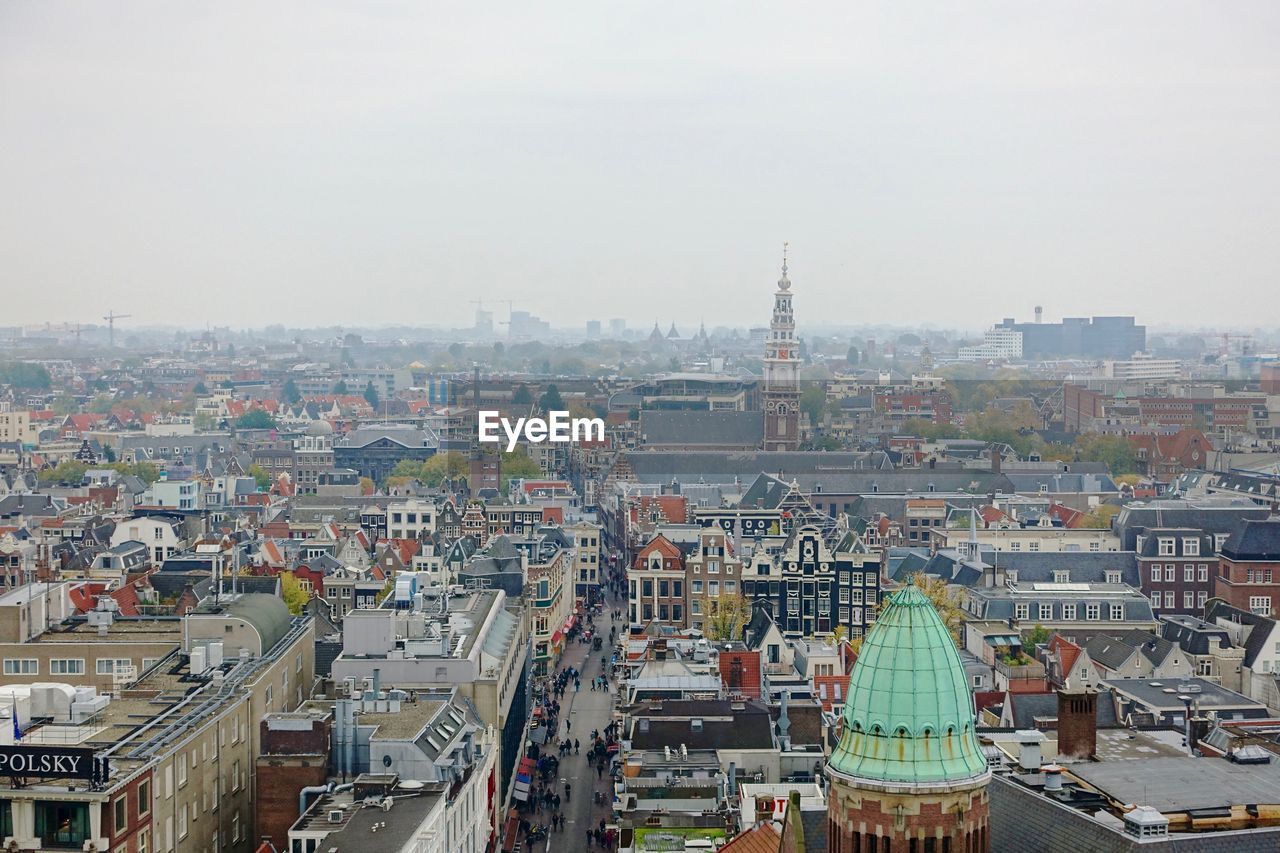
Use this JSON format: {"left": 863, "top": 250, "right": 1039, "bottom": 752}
{"left": 1183, "top": 538, "right": 1200, "bottom": 557}
{"left": 1150, "top": 592, "right": 1161, "bottom": 609}
{"left": 1250, "top": 596, "right": 1272, "bottom": 616}
{"left": 1159, "top": 538, "right": 1175, "bottom": 556}
{"left": 1183, "top": 591, "right": 1194, "bottom": 609}
{"left": 50, "top": 659, "right": 85, "bottom": 675}
{"left": 1086, "top": 603, "right": 1100, "bottom": 620}
{"left": 97, "top": 659, "right": 132, "bottom": 675}
{"left": 1062, "top": 604, "right": 1076, "bottom": 620}
{"left": 1015, "top": 603, "right": 1029, "bottom": 620}
{"left": 36, "top": 802, "right": 90, "bottom": 849}
{"left": 3, "top": 659, "right": 37, "bottom": 675}
{"left": 1164, "top": 591, "right": 1175, "bottom": 609}
{"left": 1150, "top": 564, "right": 1161, "bottom": 583}
{"left": 1053, "top": 571, "right": 1069, "bottom": 584}
{"left": 1164, "top": 566, "right": 1176, "bottom": 582}
{"left": 114, "top": 797, "right": 127, "bottom": 834}
{"left": 1198, "top": 564, "right": 1209, "bottom": 582}
{"left": 1039, "top": 603, "right": 1052, "bottom": 620}
{"left": 1197, "top": 591, "right": 1208, "bottom": 609}
{"left": 138, "top": 780, "right": 151, "bottom": 818}
{"left": 1110, "top": 604, "right": 1124, "bottom": 620}
{"left": 1105, "top": 571, "right": 1120, "bottom": 584}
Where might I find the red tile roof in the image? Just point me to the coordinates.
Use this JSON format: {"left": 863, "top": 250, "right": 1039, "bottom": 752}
{"left": 109, "top": 583, "right": 142, "bottom": 616}
{"left": 720, "top": 648, "right": 763, "bottom": 699}
{"left": 812, "top": 673, "right": 852, "bottom": 712}
{"left": 719, "top": 823, "right": 781, "bottom": 853}
{"left": 1048, "top": 634, "right": 1082, "bottom": 679}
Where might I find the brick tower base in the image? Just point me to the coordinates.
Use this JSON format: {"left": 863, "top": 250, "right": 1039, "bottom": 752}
{"left": 826, "top": 773, "right": 990, "bottom": 853}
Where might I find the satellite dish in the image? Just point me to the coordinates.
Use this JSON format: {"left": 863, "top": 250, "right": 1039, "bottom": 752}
{"left": 398, "top": 780, "right": 425, "bottom": 790}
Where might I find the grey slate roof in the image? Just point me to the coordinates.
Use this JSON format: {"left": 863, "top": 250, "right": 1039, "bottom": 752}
{"left": 913, "top": 550, "right": 1140, "bottom": 587}
{"left": 1112, "top": 498, "right": 1271, "bottom": 550}
{"left": 1221, "top": 517, "right": 1280, "bottom": 561}
{"left": 638, "top": 410, "right": 764, "bottom": 448}
{"left": 1204, "top": 598, "right": 1278, "bottom": 669}
{"left": 621, "top": 451, "right": 887, "bottom": 486}
{"left": 1001, "top": 689, "right": 1119, "bottom": 729}
{"left": 1159, "top": 614, "right": 1233, "bottom": 656}
{"left": 1003, "top": 472, "right": 1119, "bottom": 493}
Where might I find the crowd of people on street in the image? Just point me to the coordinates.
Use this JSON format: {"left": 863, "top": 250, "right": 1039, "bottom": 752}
{"left": 512, "top": 560, "right": 631, "bottom": 851}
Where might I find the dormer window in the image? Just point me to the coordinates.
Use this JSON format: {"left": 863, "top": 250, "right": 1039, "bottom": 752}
{"left": 1158, "top": 538, "right": 1175, "bottom": 556}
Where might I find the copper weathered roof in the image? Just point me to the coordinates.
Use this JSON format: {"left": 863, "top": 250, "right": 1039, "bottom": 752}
{"left": 827, "top": 584, "right": 988, "bottom": 787}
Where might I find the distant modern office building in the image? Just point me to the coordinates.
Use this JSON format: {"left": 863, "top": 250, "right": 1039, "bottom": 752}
{"left": 996, "top": 315, "right": 1145, "bottom": 359}
{"left": 958, "top": 326, "right": 1023, "bottom": 361}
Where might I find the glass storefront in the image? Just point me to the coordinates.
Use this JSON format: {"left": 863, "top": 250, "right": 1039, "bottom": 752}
{"left": 35, "top": 801, "right": 90, "bottom": 849}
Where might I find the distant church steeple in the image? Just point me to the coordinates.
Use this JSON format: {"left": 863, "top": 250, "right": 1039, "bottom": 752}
{"left": 762, "top": 242, "right": 800, "bottom": 451}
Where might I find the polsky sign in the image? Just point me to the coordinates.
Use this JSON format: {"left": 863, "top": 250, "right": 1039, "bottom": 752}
{"left": 0, "top": 745, "right": 108, "bottom": 783}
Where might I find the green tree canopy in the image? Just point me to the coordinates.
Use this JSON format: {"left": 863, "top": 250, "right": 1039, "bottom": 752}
{"left": 1072, "top": 434, "right": 1139, "bottom": 476}
{"left": 247, "top": 464, "right": 272, "bottom": 491}
{"left": 280, "top": 572, "right": 310, "bottom": 615}
{"left": 0, "top": 361, "right": 52, "bottom": 390}
{"left": 364, "top": 381, "right": 380, "bottom": 409}
{"left": 333, "top": 379, "right": 349, "bottom": 395}
{"left": 38, "top": 460, "right": 89, "bottom": 486}
{"left": 282, "top": 378, "right": 301, "bottom": 405}
{"left": 500, "top": 450, "right": 542, "bottom": 489}
{"left": 235, "top": 409, "right": 277, "bottom": 430}
{"left": 538, "top": 383, "right": 564, "bottom": 412}
{"left": 799, "top": 383, "right": 828, "bottom": 428}
{"left": 703, "top": 593, "right": 753, "bottom": 641}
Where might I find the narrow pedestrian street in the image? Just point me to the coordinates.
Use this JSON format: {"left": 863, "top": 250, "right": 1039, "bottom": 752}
{"left": 549, "top": 605, "right": 618, "bottom": 851}
{"left": 515, "top": 582, "right": 627, "bottom": 853}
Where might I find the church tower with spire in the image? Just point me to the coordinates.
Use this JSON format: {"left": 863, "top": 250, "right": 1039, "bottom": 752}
{"left": 763, "top": 244, "right": 801, "bottom": 451}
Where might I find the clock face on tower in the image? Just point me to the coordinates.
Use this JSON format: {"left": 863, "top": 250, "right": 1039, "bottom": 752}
{"left": 766, "top": 400, "right": 777, "bottom": 414}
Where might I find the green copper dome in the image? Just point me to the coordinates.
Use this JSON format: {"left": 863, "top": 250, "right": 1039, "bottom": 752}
{"left": 827, "top": 584, "right": 989, "bottom": 788}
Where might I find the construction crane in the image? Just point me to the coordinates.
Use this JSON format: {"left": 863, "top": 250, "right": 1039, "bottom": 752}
{"left": 103, "top": 311, "right": 132, "bottom": 347}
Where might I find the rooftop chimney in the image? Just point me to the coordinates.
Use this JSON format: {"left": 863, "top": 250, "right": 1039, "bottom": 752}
{"left": 1057, "top": 688, "right": 1098, "bottom": 760}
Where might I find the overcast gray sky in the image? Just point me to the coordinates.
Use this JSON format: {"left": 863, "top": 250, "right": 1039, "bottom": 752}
{"left": 2, "top": 2, "right": 1278, "bottom": 332}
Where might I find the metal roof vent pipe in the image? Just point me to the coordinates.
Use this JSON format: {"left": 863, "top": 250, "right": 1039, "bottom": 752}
{"left": 1042, "top": 764, "right": 1063, "bottom": 793}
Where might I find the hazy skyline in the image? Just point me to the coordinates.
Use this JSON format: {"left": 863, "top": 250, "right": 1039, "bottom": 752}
{"left": 3, "top": 2, "right": 1279, "bottom": 331}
